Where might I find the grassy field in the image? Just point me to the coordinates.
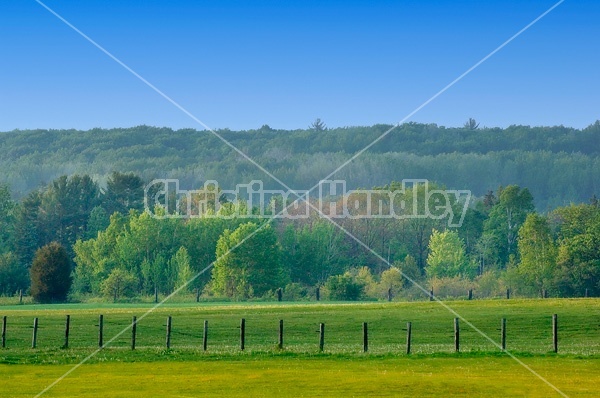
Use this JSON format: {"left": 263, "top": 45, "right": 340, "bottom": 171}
{"left": 1, "top": 299, "right": 599, "bottom": 360}
{"left": 1, "top": 299, "right": 599, "bottom": 396}
{"left": 2, "top": 356, "right": 599, "bottom": 397}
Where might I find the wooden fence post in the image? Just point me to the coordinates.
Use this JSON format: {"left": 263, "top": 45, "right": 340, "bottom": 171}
{"left": 468, "top": 289, "right": 473, "bottom": 300}
{"left": 240, "top": 318, "right": 246, "bottom": 351}
{"left": 203, "top": 320, "right": 208, "bottom": 351}
{"left": 131, "top": 316, "right": 137, "bottom": 350}
{"left": 363, "top": 322, "right": 368, "bottom": 353}
{"left": 501, "top": 318, "right": 506, "bottom": 351}
{"left": 32, "top": 318, "right": 38, "bottom": 349}
{"left": 552, "top": 314, "right": 558, "bottom": 353}
{"left": 196, "top": 288, "right": 200, "bottom": 303}
{"left": 19, "top": 289, "right": 23, "bottom": 305}
{"left": 506, "top": 289, "right": 510, "bottom": 299}
{"left": 319, "top": 323, "right": 325, "bottom": 352}
{"left": 1, "top": 316, "right": 6, "bottom": 348}
{"left": 278, "top": 319, "right": 284, "bottom": 349}
{"left": 63, "top": 315, "right": 70, "bottom": 349}
{"left": 277, "top": 288, "right": 282, "bottom": 302}
{"left": 98, "top": 315, "right": 104, "bottom": 348}
{"left": 429, "top": 289, "right": 434, "bottom": 301}
{"left": 166, "top": 316, "right": 172, "bottom": 349}
{"left": 454, "top": 318, "right": 460, "bottom": 353}
{"left": 387, "top": 287, "right": 392, "bottom": 302}
{"left": 316, "top": 287, "right": 320, "bottom": 301}
{"left": 406, "top": 322, "right": 412, "bottom": 355}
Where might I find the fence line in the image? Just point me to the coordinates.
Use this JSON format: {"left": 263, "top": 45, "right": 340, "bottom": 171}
{"left": 0, "top": 314, "right": 576, "bottom": 354}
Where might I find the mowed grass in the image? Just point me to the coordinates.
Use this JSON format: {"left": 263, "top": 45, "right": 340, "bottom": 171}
{"left": 1, "top": 300, "right": 599, "bottom": 397}
{"left": 2, "top": 356, "right": 599, "bottom": 397}
{"left": 0, "top": 299, "right": 599, "bottom": 362}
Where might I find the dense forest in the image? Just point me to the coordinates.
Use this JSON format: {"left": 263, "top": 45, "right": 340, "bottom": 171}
{"left": 2, "top": 121, "right": 600, "bottom": 209}
{"left": 0, "top": 169, "right": 598, "bottom": 302}
{"left": 1, "top": 122, "right": 600, "bottom": 301}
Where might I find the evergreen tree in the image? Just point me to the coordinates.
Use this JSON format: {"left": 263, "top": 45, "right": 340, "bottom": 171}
{"left": 0, "top": 252, "right": 28, "bottom": 295}
{"left": 0, "top": 184, "right": 15, "bottom": 253}
{"left": 104, "top": 172, "right": 145, "bottom": 215}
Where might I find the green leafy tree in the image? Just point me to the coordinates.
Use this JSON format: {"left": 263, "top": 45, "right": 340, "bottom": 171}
{"left": 482, "top": 185, "right": 535, "bottom": 267}
{"left": 388, "top": 182, "right": 448, "bottom": 271}
{"left": 100, "top": 268, "right": 138, "bottom": 301}
{"left": 73, "top": 212, "right": 127, "bottom": 294}
{"left": 212, "top": 222, "right": 286, "bottom": 299}
{"left": 426, "top": 229, "right": 476, "bottom": 279}
{"left": 281, "top": 220, "right": 348, "bottom": 285}
{"left": 170, "top": 246, "right": 194, "bottom": 293}
{"left": 141, "top": 254, "right": 167, "bottom": 296}
{"left": 183, "top": 217, "right": 237, "bottom": 290}
{"left": 116, "top": 210, "right": 181, "bottom": 294}
{"left": 378, "top": 267, "right": 404, "bottom": 299}
{"left": 517, "top": 214, "right": 557, "bottom": 295}
{"left": 30, "top": 242, "right": 72, "bottom": 303}
{"left": 553, "top": 204, "right": 600, "bottom": 296}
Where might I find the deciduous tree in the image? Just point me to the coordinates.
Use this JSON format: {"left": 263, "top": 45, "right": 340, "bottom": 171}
{"left": 30, "top": 242, "right": 72, "bottom": 303}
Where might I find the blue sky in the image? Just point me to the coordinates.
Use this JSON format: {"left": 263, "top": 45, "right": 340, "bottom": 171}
{"left": 0, "top": 0, "right": 598, "bottom": 131}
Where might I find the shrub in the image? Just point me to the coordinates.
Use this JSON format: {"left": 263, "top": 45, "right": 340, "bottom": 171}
{"left": 30, "top": 242, "right": 72, "bottom": 303}
{"left": 283, "top": 283, "right": 310, "bottom": 301}
{"left": 429, "top": 276, "right": 474, "bottom": 299}
{"left": 324, "top": 273, "right": 364, "bottom": 301}
{"left": 475, "top": 271, "right": 506, "bottom": 298}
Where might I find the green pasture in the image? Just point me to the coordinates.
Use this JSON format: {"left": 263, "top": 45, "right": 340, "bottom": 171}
{"left": 1, "top": 299, "right": 599, "bottom": 362}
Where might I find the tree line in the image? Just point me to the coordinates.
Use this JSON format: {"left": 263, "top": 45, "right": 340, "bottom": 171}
{"left": 0, "top": 174, "right": 598, "bottom": 302}
{"left": 2, "top": 122, "right": 600, "bottom": 209}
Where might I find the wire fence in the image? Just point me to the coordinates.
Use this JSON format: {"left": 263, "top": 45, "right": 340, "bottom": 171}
{"left": 1, "top": 304, "right": 599, "bottom": 356}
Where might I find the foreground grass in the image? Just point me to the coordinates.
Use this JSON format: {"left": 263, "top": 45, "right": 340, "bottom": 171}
{"left": 3, "top": 356, "right": 599, "bottom": 397}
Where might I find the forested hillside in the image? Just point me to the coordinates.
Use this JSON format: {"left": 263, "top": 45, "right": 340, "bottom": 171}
{"left": 2, "top": 121, "right": 600, "bottom": 209}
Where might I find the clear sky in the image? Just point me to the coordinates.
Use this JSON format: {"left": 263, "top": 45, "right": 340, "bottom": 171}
{"left": 0, "top": 0, "right": 598, "bottom": 131}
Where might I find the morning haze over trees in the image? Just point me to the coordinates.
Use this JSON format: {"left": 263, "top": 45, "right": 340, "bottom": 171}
{"left": 0, "top": 122, "right": 600, "bottom": 302}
